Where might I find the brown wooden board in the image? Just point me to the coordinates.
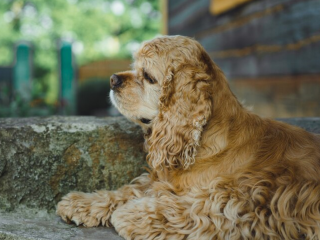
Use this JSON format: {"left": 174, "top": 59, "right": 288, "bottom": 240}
{"left": 199, "top": 1, "right": 320, "bottom": 51}
{"left": 169, "top": 0, "right": 295, "bottom": 36}
{"left": 78, "top": 59, "right": 131, "bottom": 82}
{"left": 212, "top": 39, "right": 320, "bottom": 77}
{"left": 168, "top": 0, "right": 320, "bottom": 77}
{"left": 229, "top": 75, "right": 320, "bottom": 117}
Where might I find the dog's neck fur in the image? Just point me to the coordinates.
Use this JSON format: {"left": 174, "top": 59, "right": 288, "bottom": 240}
{"left": 197, "top": 67, "right": 246, "bottom": 158}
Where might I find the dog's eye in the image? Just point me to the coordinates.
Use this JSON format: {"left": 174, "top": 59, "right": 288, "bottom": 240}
{"left": 140, "top": 118, "right": 151, "bottom": 124}
{"left": 143, "top": 70, "right": 156, "bottom": 84}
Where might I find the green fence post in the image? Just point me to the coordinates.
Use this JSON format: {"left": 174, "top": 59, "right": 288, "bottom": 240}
{"left": 13, "top": 42, "right": 32, "bottom": 100}
{"left": 59, "top": 41, "right": 76, "bottom": 115}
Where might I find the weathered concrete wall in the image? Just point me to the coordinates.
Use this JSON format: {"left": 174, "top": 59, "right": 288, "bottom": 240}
{"left": 0, "top": 116, "right": 146, "bottom": 213}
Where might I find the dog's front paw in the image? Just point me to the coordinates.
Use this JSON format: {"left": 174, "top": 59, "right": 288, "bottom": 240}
{"left": 56, "top": 191, "right": 105, "bottom": 227}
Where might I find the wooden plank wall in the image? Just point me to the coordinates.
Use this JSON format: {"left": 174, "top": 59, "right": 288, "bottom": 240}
{"left": 168, "top": 0, "right": 320, "bottom": 117}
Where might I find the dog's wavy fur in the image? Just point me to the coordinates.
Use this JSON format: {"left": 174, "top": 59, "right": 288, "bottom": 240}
{"left": 57, "top": 36, "right": 320, "bottom": 239}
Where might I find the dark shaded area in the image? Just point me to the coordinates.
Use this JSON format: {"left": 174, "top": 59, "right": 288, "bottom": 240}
{"left": 77, "top": 79, "right": 111, "bottom": 116}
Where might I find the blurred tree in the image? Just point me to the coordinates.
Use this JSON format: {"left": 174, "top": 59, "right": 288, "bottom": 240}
{"left": 0, "top": 0, "right": 160, "bottom": 105}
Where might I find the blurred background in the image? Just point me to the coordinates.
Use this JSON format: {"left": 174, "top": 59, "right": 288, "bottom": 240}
{"left": 0, "top": 0, "right": 319, "bottom": 118}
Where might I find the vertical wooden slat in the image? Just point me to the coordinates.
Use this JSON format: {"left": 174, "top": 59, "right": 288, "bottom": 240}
{"left": 161, "top": 0, "right": 168, "bottom": 35}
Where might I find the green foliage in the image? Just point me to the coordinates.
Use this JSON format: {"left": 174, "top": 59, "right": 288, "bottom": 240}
{"left": 0, "top": 0, "right": 160, "bottom": 113}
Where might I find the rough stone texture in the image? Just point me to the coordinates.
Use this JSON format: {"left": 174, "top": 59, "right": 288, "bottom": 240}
{"left": 0, "top": 210, "right": 123, "bottom": 240}
{"left": 278, "top": 117, "right": 320, "bottom": 134}
{"left": 0, "top": 116, "right": 146, "bottom": 213}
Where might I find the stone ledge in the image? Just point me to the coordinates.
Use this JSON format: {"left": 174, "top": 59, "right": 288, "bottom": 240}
{"left": 0, "top": 210, "right": 122, "bottom": 240}
{"left": 0, "top": 116, "right": 146, "bottom": 212}
{"left": 277, "top": 117, "right": 320, "bottom": 134}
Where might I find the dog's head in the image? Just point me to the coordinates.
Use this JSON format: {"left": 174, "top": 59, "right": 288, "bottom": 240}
{"left": 110, "top": 35, "right": 215, "bottom": 170}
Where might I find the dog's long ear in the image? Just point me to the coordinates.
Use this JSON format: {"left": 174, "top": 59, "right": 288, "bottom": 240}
{"left": 147, "top": 60, "right": 213, "bottom": 170}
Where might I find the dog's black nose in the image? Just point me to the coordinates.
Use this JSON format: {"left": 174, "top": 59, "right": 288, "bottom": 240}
{"left": 110, "top": 74, "right": 123, "bottom": 89}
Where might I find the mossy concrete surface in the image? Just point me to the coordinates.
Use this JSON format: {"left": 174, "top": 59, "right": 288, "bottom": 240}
{"left": 0, "top": 116, "right": 146, "bottom": 213}
{"left": 0, "top": 116, "right": 145, "bottom": 239}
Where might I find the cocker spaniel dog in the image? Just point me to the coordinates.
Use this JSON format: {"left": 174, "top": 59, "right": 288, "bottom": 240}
{"left": 57, "top": 35, "right": 320, "bottom": 239}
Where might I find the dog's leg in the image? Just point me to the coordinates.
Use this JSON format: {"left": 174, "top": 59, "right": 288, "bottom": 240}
{"left": 56, "top": 173, "right": 150, "bottom": 227}
{"left": 111, "top": 197, "right": 190, "bottom": 240}
{"left": 110, "top": 186, "right": 205, "bottom": 240}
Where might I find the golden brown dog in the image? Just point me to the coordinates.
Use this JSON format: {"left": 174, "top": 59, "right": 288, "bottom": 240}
{"left": 57, "top": 35, "right": 320, "bottom": 239}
